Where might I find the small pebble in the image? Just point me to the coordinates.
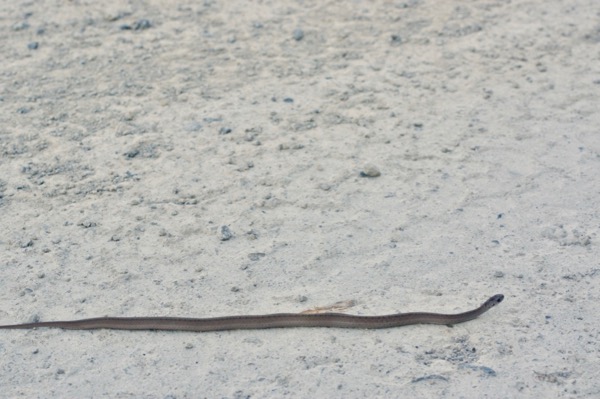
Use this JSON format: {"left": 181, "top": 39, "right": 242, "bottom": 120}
{"left": 20, "top": 240, "right": 33, "bottom": 248}
{"left": 245, "top": 230, "right": 258, "bottom": 240}
{"left": 27, "top": 42, "right": 39, "bottom": 50}
{"left": 292, "top": 28, "right": 304, "bottom": 41}
{"left": 219, "top": 225, "right": 233, "bottom": 241}
{"left": 134, "top": 19, "right": 152, "bottom": 30}
{"left": 390, "top": 34, "right": 402, "bottom": 45}
{"left": 412, "top": 375, "right": 448, "bottom": 383}
{"left": 79, "top": 220, "right": 96, "bottom": 228}
{"left": 124, "top": 149, "right": 139, "bottom": 158}
{"left": 360, "top": 163, "right": 381, "bottom": 177}
{"left": 13, "top": 21, "right": 29, "bottom": 31}
{"left": 184, "top": 121, "right": 202, "bottom": 132}
{"left": 248, "top": 252, "right": 265, "bottom": 261}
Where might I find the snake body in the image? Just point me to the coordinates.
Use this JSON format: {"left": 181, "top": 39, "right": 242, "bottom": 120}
{"left": 0, "top": 294, "right": 503, "bottom": 332}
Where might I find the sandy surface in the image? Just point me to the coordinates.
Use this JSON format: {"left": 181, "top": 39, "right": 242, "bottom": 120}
{"left": 1, "top": 0, "right": 599, "bottom": 397}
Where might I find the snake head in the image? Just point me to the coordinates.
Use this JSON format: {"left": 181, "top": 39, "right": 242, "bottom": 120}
{"left": 486, "top": 294, "right": 504, "bottom": 308}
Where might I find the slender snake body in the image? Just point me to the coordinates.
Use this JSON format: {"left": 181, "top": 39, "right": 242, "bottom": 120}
{"left": 0, "top": 294, "right": 503, "bottom": 332}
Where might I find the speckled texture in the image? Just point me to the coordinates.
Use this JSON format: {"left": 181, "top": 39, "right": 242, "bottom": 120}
{"left": 1, "top": 0, "right": 599, "bottom": 397}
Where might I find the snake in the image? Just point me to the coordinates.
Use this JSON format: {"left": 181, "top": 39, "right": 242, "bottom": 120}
{"left": 0, "top": 294, "right": 503, "bottom": 332}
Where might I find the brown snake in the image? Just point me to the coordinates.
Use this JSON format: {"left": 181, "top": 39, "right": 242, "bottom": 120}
{"left": 0, "top": 294, "right": 503, "bottom": 332}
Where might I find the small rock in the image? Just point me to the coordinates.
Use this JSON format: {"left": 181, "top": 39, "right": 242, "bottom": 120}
{"left": 360, "top": 163, "right": 381, "bottom": 177}
{"left": 245, "top": 230, "right": 258, "bottom": 240}
{"left": 390, "top": 34, "right": 402, "bottom": 45}
{"left": 292, "top": 28, "right": 304, "bottom": 41}
{"left": 184, "top": 121, "right": 202, "bottom": 132}
{"left": 412, "top": 375, "right": 448, "bottom": 383}
{"left": 20, "top": 239, "right": 34, "bottom": 248}
{"left": 203, "top": 117, "right": 223, "bottom": 123}
{"left": 27, "top": 42, "right": 39, "bottom": 50}
{"left": 219, "top": 225, "right": 233, "bottom": 241}
{"left": 248, "top": 252, "right": 265, "bottom": 261}
{"left": 124, "top": 149, "right": 139, "bottom": 158}
{"left": 78, "top": 221, "right": 96, "bottom": 228}
{"left": 13, "top": 21, "right": 30, "bottom": 31}
{"left": 134, "top": 19, "right": 152, "bottom": 30}
{"left": 120, "top": 19, "right": 152, "bottom": 30}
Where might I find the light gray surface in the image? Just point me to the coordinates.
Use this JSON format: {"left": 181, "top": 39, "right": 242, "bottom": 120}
{"left": 1, "top": 0, "right": 598, "bottom": 397}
